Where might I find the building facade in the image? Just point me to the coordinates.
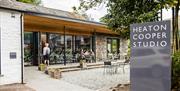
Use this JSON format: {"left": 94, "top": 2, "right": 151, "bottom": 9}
{"left": 0, "top": 0, "right": 128, "bottom": 85}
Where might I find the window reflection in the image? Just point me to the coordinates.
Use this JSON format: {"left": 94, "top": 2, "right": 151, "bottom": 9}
{"left": 65, "top": 36, "right": 73, "bottom": 63}
{"left": 49, "top": 34, "right": 64, "bottom": 64}
{"left": 107, "top": 38, "right": 120, "bottom": 59}
{"left": 24, "top": 32, "right": 33, "bottom": 65}
{"left": 75, "top": 36, "right": 91, "bottom": 51}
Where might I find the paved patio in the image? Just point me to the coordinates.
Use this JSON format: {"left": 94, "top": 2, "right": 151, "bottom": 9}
{"left": 61, "top": 67, "right": 130, "bottom": 91}
{"left": 24, "top": 63, "right": 130, "bottom": 91}
{"left": 0, "top": 84, "right": 35, "bottom": 91}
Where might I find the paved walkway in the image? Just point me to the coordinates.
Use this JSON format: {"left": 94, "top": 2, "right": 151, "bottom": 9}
{"left": 24, "top": 67, "right": 94, "bottom": 91}
{"left": 24, "top": 63, "right": 130, "bottom": 91}
{"left": 61, "top": 66, "right": 130, "bottom": 91}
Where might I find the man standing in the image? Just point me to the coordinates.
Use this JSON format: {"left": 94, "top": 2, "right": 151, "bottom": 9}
{"left": 43, "top": 43, "right": 50, "bottom": 66}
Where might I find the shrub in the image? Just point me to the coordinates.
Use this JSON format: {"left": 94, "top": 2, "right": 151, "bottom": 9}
{"left": 172, "top": 51, "right": 180, "bottom": 90}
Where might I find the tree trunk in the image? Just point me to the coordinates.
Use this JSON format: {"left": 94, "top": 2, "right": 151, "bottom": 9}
{"left": 172, "top": 7, "right": 175, "bottom": 54}
{"left": 175, "top": 1, "right": 179, "bottom": 51}
{"left": 172, "top": 0, "right": 180, "bottom": 54}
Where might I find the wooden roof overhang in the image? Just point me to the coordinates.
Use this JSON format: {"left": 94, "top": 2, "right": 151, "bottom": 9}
{"left": 24, "top": 14, "right": 119, "bottom": 36}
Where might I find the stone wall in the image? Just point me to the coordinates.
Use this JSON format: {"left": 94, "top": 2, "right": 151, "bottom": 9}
{"left": 95, "top": 35, "right": 107, "bottom": 61}
{"left": 119, "top": 39, "right": 128, "bottom": 60}
{"left": 0, "top": 9, "right": 22, "bottom": 85}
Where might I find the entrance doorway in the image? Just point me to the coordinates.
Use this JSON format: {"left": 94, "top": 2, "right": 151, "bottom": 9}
{"left": 24, "top": 32, "right": 40, "bottom": 66}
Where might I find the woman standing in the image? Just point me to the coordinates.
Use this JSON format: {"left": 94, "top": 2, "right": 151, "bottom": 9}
{"left": 43, "top": 43, "right": 50, "bottom": 66}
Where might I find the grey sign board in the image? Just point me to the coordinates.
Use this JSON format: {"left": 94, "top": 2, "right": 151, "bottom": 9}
{"left": 130, "top": 20, "right": 171, "bottom": 91}
{"left": 10, "top": 52, "right": 17, "bottom": 59}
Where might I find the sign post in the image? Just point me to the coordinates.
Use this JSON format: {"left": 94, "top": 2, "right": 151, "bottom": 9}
{"left": 130, "top": 21, "right": 171, "bottom": 91}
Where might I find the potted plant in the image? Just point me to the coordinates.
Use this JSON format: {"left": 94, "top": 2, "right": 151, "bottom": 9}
{"left": 79, "top": 54, "right": 87, "bottom": 68}
{"left": 80, "top": 59, "right": 86, "bottom": 68}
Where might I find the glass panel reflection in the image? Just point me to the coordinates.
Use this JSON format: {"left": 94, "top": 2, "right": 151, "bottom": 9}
{"left": 24, "top": 32, "right": 33, "bottom": 65}
{"left": 65, "top": 35, "right": 73, "bottom": 63}
{"left": 49, "top": 33, "right": 64, "bottom": 64}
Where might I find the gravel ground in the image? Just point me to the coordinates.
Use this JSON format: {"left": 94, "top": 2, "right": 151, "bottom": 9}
{"left": 61, "top": 65, "right": 130, "bottom": 91}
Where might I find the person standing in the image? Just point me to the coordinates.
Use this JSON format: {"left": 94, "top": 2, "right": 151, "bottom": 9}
{"left": 90, "top": 50, "right": 95, "bottom": 63}
{"left": 43, "top": 43, "right": 50, "bottom": 66}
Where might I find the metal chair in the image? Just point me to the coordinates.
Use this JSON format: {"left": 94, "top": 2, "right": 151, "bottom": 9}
{"left": 118, "top": 56, "right": 130, "bottom": 73}
{"left": 103, "top": 61, "right": 112, "bottom": 74}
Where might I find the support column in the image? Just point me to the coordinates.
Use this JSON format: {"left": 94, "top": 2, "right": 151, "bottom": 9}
{"left": 63, "top": 26, "right": 66, "bottom": 65}
{"left": 92, "top": 29, "right": 96, "bottom": 62}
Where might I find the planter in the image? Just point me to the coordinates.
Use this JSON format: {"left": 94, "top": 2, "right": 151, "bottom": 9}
{"left": 48, "top": 68, "right": 62, "bottom": 79}
{"left": 80, "top": 60, "right": 87, "bottom": 68}
{"left": 38, "top": 64, "right": 47, "bottom": 71}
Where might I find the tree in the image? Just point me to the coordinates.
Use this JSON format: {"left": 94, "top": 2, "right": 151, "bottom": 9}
{"left": 16, "top": 0, "right": 41, "bottom": 5}
{"left": 74, "top": 0, "right": 162, "bottom": 38}
{"left": 103, "top": 0, "right": 161, "bottom": 38}
{"left": 75, "top": 0, "right": 180, "bottom": 52}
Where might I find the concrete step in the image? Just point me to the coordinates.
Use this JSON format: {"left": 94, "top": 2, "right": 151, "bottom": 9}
{"left": 49, "top": 62, "right": 104, "bottom": 69}
{"left": 47, "top": 62, "right": 104, "bottom": 72}
{"left": 61, "top": 65, "right": 104, "bottom": 72}
{"left": 61, "top": 68, "right": 82, "bottom": 72}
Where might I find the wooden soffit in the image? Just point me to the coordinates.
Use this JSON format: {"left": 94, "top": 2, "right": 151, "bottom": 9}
{"left": 24, "top": 14, "right": 119, "bottom": 35}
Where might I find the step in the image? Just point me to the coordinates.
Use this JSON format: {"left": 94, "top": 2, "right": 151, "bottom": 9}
{"left": 61, "top": 68, "right": 82, "bottom": 72}
{"left": 61, "top": 65, "right": 104, "bottom": 72}
{"left": 86, "top": 65, "right": 104, "bottom": 69}
{"left": 87, "top": 62, "right": 104, "bottom": 67}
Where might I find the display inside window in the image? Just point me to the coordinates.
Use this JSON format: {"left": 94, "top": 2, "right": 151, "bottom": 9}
{"left": 107, "top": 38, "right": 119, "bottom": 59}
{"left": 49, "top": 34, "right": 64, "bottom": 64}
{"left": 24, "top": 32, "right": 33, "bottom": 65}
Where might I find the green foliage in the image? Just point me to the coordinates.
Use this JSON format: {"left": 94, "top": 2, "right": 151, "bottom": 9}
{"left": 24, "top": 49, "right": 32, "bottom": 62}
{"left": 75, "top": 0, "right": 162, "bottom": 38}
{"left": 102, "top": 0, "right": 161, "bottom": 38}
{"left": 172, "top": 51, "right": 180, "bottom": 90}
{"left": 75, "top": 0, "right": 179, "bottom": 38}
{"left": 16, "top": 0, "right": 41, "bottom": 5}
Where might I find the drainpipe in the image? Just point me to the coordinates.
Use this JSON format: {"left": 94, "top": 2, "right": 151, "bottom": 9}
{"left": 20, "top": 13, "right": 24, "bottom": 84}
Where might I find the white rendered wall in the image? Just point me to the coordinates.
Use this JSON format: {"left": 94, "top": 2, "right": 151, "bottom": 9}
{"left": 0, "top": 9, "right": 22, "bottom": 85}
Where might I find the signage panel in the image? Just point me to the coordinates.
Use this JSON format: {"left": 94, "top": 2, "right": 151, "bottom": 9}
{"left": 130, "top": 21, "right": 171, "bottom": 91}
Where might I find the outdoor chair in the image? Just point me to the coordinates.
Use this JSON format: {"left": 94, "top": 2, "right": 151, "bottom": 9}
{"left": 103, "top": 61, "right": 118, "bottom": 75}
{"left": 103, "top": 61, "right": 112, "bottom": 74}
{"left": 118, "top": 56, "right": 130, "bottom": 73}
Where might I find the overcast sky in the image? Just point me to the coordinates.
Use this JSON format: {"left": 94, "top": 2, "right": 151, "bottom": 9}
{"left": 41, "top": 0, "right": 107, "bottom": 22}
{"left": 42, "top": 0, "right": 172, "bottom": 22}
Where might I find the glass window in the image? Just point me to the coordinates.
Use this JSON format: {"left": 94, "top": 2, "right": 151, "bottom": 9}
{"left": 24, "top": 32, "right": 33, "bottom": 65}
{"left": 65, "top": 35, "right": 73, "bottom": 62}
{"left": 48, "top": 33, "right": 64, "bottom": 64}
{"left": 107, "top": 38, "right": 120, "bottom": 59}
{"left": 75, "top": 36, "right": 91, "bottom": 51}
{"left": 112, "top": 39, "right": 118, "bottom": 53}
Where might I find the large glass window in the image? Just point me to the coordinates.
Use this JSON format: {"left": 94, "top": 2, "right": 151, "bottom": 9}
{"left": 107, "top": 38, "right": 120, "bottom": 59}
{"left": 75, "top": 36, "right": 91, "bottom": 51}
{"left": 65, "top": 35, "right": 73, "bottom": 63}
{"left": 24, "top": 32, "right": 33, "bottom": 65}
{"left": 74, "top": 36, "right": 92, "bottom": 62}
{"left": 48, "top": 33, "right": 64, "bottom": 64}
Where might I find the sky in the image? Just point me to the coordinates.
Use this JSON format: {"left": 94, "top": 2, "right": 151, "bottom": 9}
{"left": 41, "top": 0, "right": 107, "bottom": 22}
{"left": 42, "top": 0, "right": 172, "bottom": 22}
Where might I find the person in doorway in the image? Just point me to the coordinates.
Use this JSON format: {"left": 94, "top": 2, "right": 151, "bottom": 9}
{"left": 43, "top": 43, "right": 50, "bottom": 66}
